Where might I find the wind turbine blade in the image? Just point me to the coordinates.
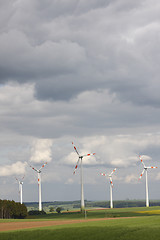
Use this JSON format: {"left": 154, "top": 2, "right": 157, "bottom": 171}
{"left": 147, "top": 166, "right": 157, "bottom": 169}
{"left": 39, "top": 162, "right": 47, "bottom": 171}
{"left": 83, "top": 153, "right": 96, "bottom": 157}
{"left": 110, "top": 177, "right": 113, "bottom": 187}
{"left": 73, "top": 158, "right": 80, "bottom": 175}
{"left": 15, "top": 177, "right": 18, "bottom": 182}
{"left": 21, "top": 175, "right": 25, "bottom": 181}
{"left": 29, "top": 165, "right": 38, "bottom": 172}
{"left": 139, "top": 155, "right": 145, "bottom": 167}
{"left": 72, "top": 142, "right": 80, "bottom": 156}
{"left": 138, "top": 169, "right": 145, "bottom": 180}
{"left": 110, "top": 168, "right": 117, "bottom": 176}
{"left": 100, "top": 173, "right": 107, "bottom": 176}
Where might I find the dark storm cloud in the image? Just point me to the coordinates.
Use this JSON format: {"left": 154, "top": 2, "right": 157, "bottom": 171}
{"left": 0, "top": 0, "right": 160, "bottom": 105}
{"left": 17, "top": 0, "right": 113, "bottom": 20}
{"left": 0, "top": 29, "right": 86, "bottom": 81}
{"left": 35, "top": 77, "right": 85, "bottom": 101}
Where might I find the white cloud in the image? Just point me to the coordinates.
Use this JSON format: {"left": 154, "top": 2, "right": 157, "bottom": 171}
{"left": 65, "top": 178, "right": 74, "bottom": 185}
{"left": 139, "top": 155, "right": 152, "bottom": 161}
{"left": 30, "top": 138, "right": 53, "bottom": 163}
{"left": 0, "top": 161, "right": 26, "bottom": 176}
{"left": 125, "top": 174, "right": 138, "bottom": 184}
{"left": 156, "top": 173, "right": 160, "bottom": 181}
{"left": 63, "top": 134, "right": 160, "bottom": 168}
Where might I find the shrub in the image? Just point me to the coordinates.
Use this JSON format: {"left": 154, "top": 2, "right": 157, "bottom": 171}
{"left": 56, "top": 207, "right": 62, "bottom": 214}
{"left": 28, "top": 210, "right": 46, "bottom": 215}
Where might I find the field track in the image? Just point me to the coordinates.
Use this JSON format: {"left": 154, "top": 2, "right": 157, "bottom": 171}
{"left": 0, "top": 217, "right": 137, "bottom": 232}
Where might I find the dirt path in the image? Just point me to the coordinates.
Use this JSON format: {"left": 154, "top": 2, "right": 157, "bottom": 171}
{"left": 0, "top": 217, "right": 135, "bottom": 232}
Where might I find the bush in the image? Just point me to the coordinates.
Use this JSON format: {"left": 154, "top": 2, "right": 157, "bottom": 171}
{"left": 56, "top": 207, "right": 62, "bottom": 214}
{"left": 28, "top": 210, "right": 46, "bottom": 215}
{"left": 49, "top": 207, "right": 54, "bottom": 212}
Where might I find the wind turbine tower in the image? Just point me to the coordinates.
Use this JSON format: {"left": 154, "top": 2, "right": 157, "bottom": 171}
{"left": 72, "top": 142, "right": 96, "bottom": 212}
{"left": 101, "top": 168, "right": 116, "bottom": 208}
{"left": 30, "top": 162, "right": 47, "bottom": 211}
{"left": 15, "top": 176, "right": 25, "bottom": 204}
{"left": 138, "top": 155, "right": 157, "bottom": 207}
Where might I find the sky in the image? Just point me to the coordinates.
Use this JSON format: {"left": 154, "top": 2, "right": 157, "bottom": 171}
{"left": 0, "top": 0, "right": 160, "bottom": 204}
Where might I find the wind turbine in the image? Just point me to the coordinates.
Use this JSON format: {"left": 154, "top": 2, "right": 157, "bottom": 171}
{"left": 72, "top": 142, "right": 96, "bottom": 212}
{"left": 15, "top": 176, "right": 25, "bottom": 204}
{"left": 100, "top": 168, "right": 116, "bottom": 208}
{"left": 29, "top": 162, "right": 47, "bottom": 211}
{"left": 138, "top": 155, "right": 157, "bottom": 207}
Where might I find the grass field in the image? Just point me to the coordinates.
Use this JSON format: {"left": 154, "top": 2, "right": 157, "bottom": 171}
{"left": 1, "top": 207, "right": 160, "bottom": 239}
{"left": 26, "top": 206, "right": 160, "bottom": 220}
{"left": 0, "top": 206, "right": 155, "bottom": 222}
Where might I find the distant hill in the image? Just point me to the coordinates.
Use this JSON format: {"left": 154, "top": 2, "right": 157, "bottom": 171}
{"left": 24, "top": 200, "right": 160, "bottom": 212}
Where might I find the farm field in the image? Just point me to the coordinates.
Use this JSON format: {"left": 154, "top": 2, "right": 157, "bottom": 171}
{"left": 1, "top": 207, "right": 160, "bottom": 239}
{"left": 1, "top": 205, "right": 160, "bottom": 223}
{"left": 26, "top": 205, "right": 160, "bottom": 220}
{"left": 25, "top": 200, "right": 160, "bottom": 212}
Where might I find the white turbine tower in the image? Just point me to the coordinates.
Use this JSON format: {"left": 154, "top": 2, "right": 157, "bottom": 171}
{"left": 15, "top": 176, "right": 25, "bottom": 204}
{"left": 30, "top": 162, "right": 47, "bottom": 211}
{"left": 138, "top": 155, "right": 157, "bottom": 207}
{"left": 101, "top": 168, "right": 116, "bottom": 209}
{"left": 72, "top": 142, "right": 96, "bottom": 212}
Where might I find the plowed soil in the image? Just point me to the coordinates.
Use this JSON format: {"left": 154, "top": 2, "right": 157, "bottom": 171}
{"left": 0, "top": 217, "right": 132, "bottom": 232}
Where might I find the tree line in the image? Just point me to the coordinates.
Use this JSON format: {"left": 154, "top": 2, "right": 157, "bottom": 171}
{"left": 73, "top": 200, "right": 160, "bottom": 209}
{"left": 0, "top": 200, "right": 27, "bottom": 219}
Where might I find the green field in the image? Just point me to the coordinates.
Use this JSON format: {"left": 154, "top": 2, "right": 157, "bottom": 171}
{"left": 26, "top": 206, "right": 160, "bottom": 220}
{"left": 25, "top": 200, "right": 160, "bottom": 212}
{"left": 1, "top": 207, "right": 160, "bottom": 239}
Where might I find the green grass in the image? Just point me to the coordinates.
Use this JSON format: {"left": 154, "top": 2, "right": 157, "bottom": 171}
{"left": 1, "top": 206, "right": 160, "bottom": 223}
{"left": 1, "top": 207, "right": 160, "bottom": 240}
{"left": 25, "top": 206, "right": 160, "bottom": 220}
{"left": 1, "top": 215, "right": 160, "bottom": 240}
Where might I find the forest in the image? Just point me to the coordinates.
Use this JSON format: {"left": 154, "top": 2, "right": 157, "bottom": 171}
{"left": 0, "top": 200, "right": 27, "bottom": 219}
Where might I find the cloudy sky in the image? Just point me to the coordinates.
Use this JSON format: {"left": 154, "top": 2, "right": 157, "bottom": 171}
{"left": 0, "top": 0, "right": 160, "bottom": 204}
